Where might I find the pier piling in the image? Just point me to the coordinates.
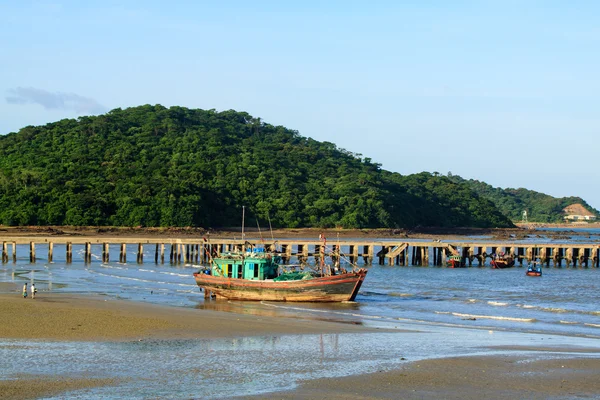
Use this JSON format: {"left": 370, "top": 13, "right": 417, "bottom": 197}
{"left": 120, "top": 243, "right": 126, "bottom": 263}
{"left": 29, "top": 242, "right": 35, "bottom": 263}
{"left": 1, "top": 242, "right": 7, "bottom": 263}
{"left": 2, "top": 237, "right": 600, "bottom": 271}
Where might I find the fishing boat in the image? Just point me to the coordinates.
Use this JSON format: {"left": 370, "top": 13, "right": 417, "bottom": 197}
{"left": 491, "top": 252, "right": 515, "bottom": 269}
{"left": 446, "top": 255, "right": 463, "bottom": 268}
{"left": 193, "top": 247, "right": 368, "bottom": 302}
{"left": 526, "top": 262, "right": 542, "bottom": 277}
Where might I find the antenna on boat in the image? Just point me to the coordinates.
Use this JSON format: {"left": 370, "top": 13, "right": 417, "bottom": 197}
{"left": 267, "top": 212, "right": 278, "bottom": 253}
{"left": 241, "top": 205, "right": 245, "bottom": 248}
{"left": 256, "top": 218, "right": 265, "bottom": 244}
{"left": 267, "top": 212, "right": 274, "bottom": 242}
{"left": 336, "top": 232, "right": 340, "bottom": 268}
{"left": 320, "top": 234, "right": 326, "bottom": 276}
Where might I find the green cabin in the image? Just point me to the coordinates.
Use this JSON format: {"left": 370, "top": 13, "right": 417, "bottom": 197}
{"left": 211, "top": 249, "right": 279, "bottom": 280}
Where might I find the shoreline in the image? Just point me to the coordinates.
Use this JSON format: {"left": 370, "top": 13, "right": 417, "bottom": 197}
{"left": 240, "top": 354, "right": 600, "bottom": 400}
{"left": 0, "top": 291, "right": 373, "bottom": 341}
{"left": 2, "top": 291, "right": 600, "bottom": 399}
{"left": 0, "top": 291, "right": 375, "bottom": 399}
{"left": 1, "top": 223, "right": 598, "bottom": 242}
{"left": 4, "top": 224, "right": 600, "bottom": 399}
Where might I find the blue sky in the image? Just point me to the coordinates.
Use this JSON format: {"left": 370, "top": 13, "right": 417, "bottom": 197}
{"left": 2, "top": 1, "right": 599, "bottom": 210}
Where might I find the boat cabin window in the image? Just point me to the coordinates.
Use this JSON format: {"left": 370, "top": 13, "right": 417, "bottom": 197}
{"left": 251, "top": 263, "right": 259, "bottom": 278}
{"left": 227, "top": 264, "right": 233, "bottom": 278}
{"left": 237, "top": 264, "right": 243, "bottom": 279}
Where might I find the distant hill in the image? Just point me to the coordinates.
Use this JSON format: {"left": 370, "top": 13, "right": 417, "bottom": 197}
{"left": 448, "top": 175, "right": 600, "bottom": 223}
{"left": 0, "top": 105, "right": 513, "bottom": 229}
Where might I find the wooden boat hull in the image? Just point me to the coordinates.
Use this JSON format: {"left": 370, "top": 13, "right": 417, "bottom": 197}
{"left": 193, "top": 269, "right": 368, "bottom": 302}
{"left": 491, "top": 260, "right": 515, "bottom": 269}
{"left": 446, "top": 260, "right": 464, "bottom": 268}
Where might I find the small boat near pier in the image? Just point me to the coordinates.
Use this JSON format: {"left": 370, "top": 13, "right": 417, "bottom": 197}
{"left": 491, "top": 252, "right": 515, "bottom": 269}
{"left": 526, "top": 262, "right": 543, "bottom": 277}
{"left": 446, "top": 255, "right": 464, "bottom": 268}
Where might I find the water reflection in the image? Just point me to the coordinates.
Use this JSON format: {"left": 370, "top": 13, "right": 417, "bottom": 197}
{"left": 198, "top": 299, "right": 365, "bottom": 326}
{"left": 3, "top": 326, "right": 600, "bottom": 399}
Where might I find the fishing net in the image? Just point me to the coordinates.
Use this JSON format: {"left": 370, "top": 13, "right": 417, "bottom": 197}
{"left": 273, "top": 272, "right": 313, "bottom": 281}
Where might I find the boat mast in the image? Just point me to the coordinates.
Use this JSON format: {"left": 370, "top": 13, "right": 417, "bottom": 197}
{"left": 241, "top": 205, "right": 245, "bottom": 248}
{"left": 267, "top": 212, "right": 278, "bottom": 252}
{"left": 256, "top": 218, "right": 264, "bottom": 244}
{"left": 320, "top": 234, "right": 326, "bottom": 276}
{"left": 267, "top": 212, "right": 274, "bottom": 242}
{"left": 336, "top": 232, "right": 340, "bottom": 268}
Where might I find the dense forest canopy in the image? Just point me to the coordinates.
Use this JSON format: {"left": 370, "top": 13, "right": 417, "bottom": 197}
{"left": 0, "top": 104, "right": 560, "bottom": 229}
{"left": 449, "top": 176, "right": 600, "bottom": 223}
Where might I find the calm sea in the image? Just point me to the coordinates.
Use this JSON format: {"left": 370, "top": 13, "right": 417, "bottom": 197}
{"left": 2, "top": 230, "right": 600, "bottom": 399}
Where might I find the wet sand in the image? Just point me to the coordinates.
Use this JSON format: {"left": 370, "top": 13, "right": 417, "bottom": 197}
{"left": 0, "top": 289, "right": 373, "bottom": 399}
{"left": 0, "top": 290, "right": 370, "bottom": 341}
{"left": 1, "top": 376, "right": 121, "bottom": 400}
{"left": 3, "top": 224, "right": 600, "bottom": 399}
{"left": 241, "top": 355, "right": 600, "bottom": 399}
{"left": 2, "top": 288, "right": 600, "bottom": 399}
{"left": 2, "top": 223, "right": 596, "bottom": 241}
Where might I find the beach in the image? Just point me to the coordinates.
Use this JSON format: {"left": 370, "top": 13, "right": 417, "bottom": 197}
{"left": 2, "top": 287, "right": 600, "bottom": 399}
{"left": 241, "top": 355, "right": 600, "bottom": 399}
{"left": 0, "top": 289, "right": 372, "bottom": 400}
{"left": 3, "top": 226, "right": 600, "bottom": 399}
{"left": 0, "top": 285, "right": 370, "bottom": 341}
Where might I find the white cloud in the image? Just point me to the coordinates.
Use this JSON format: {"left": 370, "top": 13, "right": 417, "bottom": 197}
{"left": 6, "top": 87, "right": 107, "bottom": 115}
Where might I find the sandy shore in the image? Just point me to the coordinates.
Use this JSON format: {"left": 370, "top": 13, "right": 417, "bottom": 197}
{"left": 0, "top": 290, "right": 370, "bottom": 341}
{"left": 0, "top": 290, "right": 373, "bottom": 400}
{"left": 1, "top": 376, "right": 121, "bottom": 400}
{"left": 240, "top": 355, "right": 600, "bottom": 400}
{"left": 2, "top": 289, "right": 600, "bottom": 399}
{"left": 3, "top": 224, "right": 600, "bottom": 399}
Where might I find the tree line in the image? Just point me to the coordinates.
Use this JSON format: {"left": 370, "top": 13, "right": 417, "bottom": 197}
{"left": 0, "top": 104, "right": 564, "bottom": 229}
{"left": 448, "top": 176, "right": 599, "bottom": 223}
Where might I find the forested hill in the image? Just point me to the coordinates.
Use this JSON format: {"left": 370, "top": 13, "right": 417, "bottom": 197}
{"left": 449, "top": 176, "right": 600, "bottom": 223}
{"left": 0, "top": 105, "right": 513, "bottom": 229}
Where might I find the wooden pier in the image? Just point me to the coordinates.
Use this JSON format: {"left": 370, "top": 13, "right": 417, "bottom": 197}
{"left": 1, "top": 237, "right": 600, "bottom": 268}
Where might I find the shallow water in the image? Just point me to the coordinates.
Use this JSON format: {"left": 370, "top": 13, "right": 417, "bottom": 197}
{"left": 3, "top": 241, "right": 600, "bottom": 338}
{"left": 2, "top": 234, "right": 600, "bottom": 398}
{"left": 2, "top": 328, "right": 599, "bottom": 399}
